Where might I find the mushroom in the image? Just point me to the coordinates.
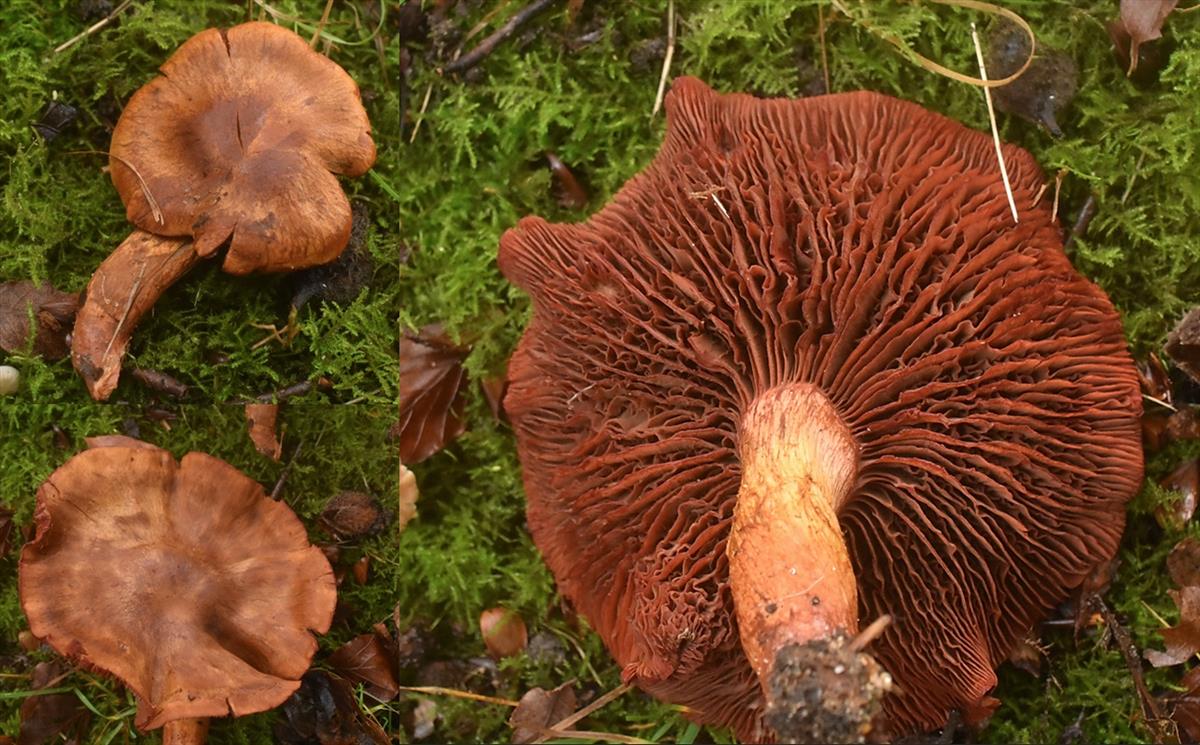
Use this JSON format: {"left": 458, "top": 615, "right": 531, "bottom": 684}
{"left": 72, "top": 21, "right": 376, "bottom": 400}
{"left": 498, "top": 78, "right": 1143, "bottom": 739}
{"left": 19, "top": 442, "right": 336, "bottom": 743}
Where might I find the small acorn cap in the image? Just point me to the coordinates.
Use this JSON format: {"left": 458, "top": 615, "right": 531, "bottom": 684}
{"left": 109, "top": 21, "right": 376, "bottom": 275}
{"left": 18, "top": 444, "right": 336, "bottom": 733}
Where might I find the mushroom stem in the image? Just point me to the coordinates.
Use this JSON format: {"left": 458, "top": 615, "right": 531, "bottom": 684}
{"left": 727, "top": 383, "right": 860, "bottom": 684}
{"left": 70, "top": 231, "right": 199, "bottom": 401}
{"left": 162, "top": 718, "right": 209, "bottom": 744}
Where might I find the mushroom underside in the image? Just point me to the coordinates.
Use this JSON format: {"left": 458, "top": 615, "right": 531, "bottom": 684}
{"left": 500, "top": 77, "right": 1143, "bottom": 739}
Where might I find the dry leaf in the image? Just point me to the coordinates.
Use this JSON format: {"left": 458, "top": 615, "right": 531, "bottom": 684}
{"left": 1161, "top": 666, "right": 1200, "bottom": 742}
{"left": 1169, "top": 538, "right": 1200, "bottom": 588}
{"left": 1007, "top": 636, "right": 1044, "bottom": 677}
{"left": 1169, "top": 308, "right": 1200, "bottom": 386}
{"left": 351, "top": 555, "right": 370, "bottom": 585}
{"left": 244, "top": 403, "right": 282, "bottom": 460}
{"left": 1159, "top": 459, "right": 1200, "bottom": 530}
{"left": 509, "top": 682, "right": 577, "bottom": 744}
{"left": 1147, "top": 586, "right": 1200, "bottom": 667}
{"left": 18, "top": 660, "right": 89, "bottom": 745}
{"left": 480, "top": 375, "right": 507, "bottom": 422}
{"left": 0, "top": 281, "right": 79, "bottom": 360}
{"left": 480, "top": 607, "right": 528, "bottom": 660}
{"left": 321, "top": 491, "right": 390, "bottom": 540}
{"left": 398, "top": 462, "right": 418, "bottom": 533}
{"left": 1109, "top": 0, "right": 1179, "bottom": 77}
{"left": 398, "top": 325, "right": 469, "bottom": 463}
{"left": 328, "top": 632, "right": 400, "bottom": 701}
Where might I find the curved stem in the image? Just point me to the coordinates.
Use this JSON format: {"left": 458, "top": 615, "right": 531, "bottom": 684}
{"left": 70, "top": 231, "right": 199, "bottom": 401}
{"left": 727, "top": 384, "right": 860, "bottom": 683}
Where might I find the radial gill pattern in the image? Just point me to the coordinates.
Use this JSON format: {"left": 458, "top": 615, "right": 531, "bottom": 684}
{"left": 498, "top": 77, "right": 1143, "bottom": 738}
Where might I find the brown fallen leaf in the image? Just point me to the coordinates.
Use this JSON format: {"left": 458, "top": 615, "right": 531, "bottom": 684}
{"left": 1170, "top": 408, "right": 1200, "bottom": 442}
{"left": 1169, "top": 538, "right": 1200, "bottom": 588}
{"left": 1147, "top": 585, "right": 1200, "bottom": 667}
{"left": 480, "top": 375, "right": 507, "bottom": 422}
{"left": 1169, "top": 308, "right": 1200, "bottom": 386}
{"left": 509, "top": 682, "right": 577, "bottom": 744}
{"left": 1007, "top": 636, "right": 1044, "bottom": 677}
{"left": 71, "top": 231, "right": 199, "bottom": 401}
{"left": 1140, "top": 353, "right": 1174, "bottom": 404}
{"left": 351, "top": 555, "right": 370, "bottom": 585}
{"left": 0, "top": 281, "right": 79, "bottom": 359}
{"left": 244, "top": 403, "right": 282, "bottom": 460}
{"left": 480, "top": 607, "right": 528, "bottom": 660}
{"left": 546, "top": 152, "right": 589, "bottom": 210}
{"left": 328, "top": 631, "right": 400, "bottom": 701}
{"left": 1159, "top": 459, "right": 1200, "bottom": 531}
{"left": 18, "top": 660, "right": 90, "bottom": 745}
{"left": 398, "top": 463, "right": 418, "bottom": 534}
{"left": 1161, "top": 666, "right": 1200, "bottom": 742}
{"left": 1109, "top": 0, "right": 1179, "bottom": 76}
{"left": 321, "top": 490, "right": 391, "bottom": 540}
{"left": 398, "top": 325, "right": 469, "bottom": 463}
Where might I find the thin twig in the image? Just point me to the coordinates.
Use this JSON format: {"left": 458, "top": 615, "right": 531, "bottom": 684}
{"left": 970, "top": 22, "right": 1018, "bottom": 224}
{"left": 817, "top": 0, "right": 831, "bottom": 93}
{"left": 270, "top": 441, "right": 302, "bottom": 501}
{"left": 539, "top": 729, "right": 652, "bottom": 744}
{"left": 1144, "top": 394, "right": 1179, "bottom": 413}
{"left": 1051, "top": 168, "right": 1067, "bottom": 222}
{"left": 1062, "top": 193, "right": 1097, "bottom": 250}
{"left": 409, "top": 82, "right": 434, "bottom": 144}
{"left": 309, "top": 0, "right": 336, "bottom": 49}
{"left": 442, "top": 0, "right": 557, "bottom": 74}
{"left": 68, "top": 150, "right": 163, "bottom": 225}
{"left": 651, "top": 0, "right": 676, "bottom": 117}
{"left": 398, "top": 685, "right": 519, "bottom": 707}
{"left": 849, "top": 614, "right": 892, "bottom": 652}
{"left": 1090, "top": 595, "right": 1166, "bottom": 724}
{"left": 103, "top": 259, "right": 147, "bottom": 360}
{"left": 53, "top": 0, "right": 135, "bottom": 55}
{"left": 1121, "top": 151, "right": 1147, "bottom": 205}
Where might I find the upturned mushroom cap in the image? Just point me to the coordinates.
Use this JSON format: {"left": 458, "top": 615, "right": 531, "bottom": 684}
{"left": 109, "top": 21, "right": 376, "bottom": 275}
{"left": 19, "top": 444, "right": 336, "bottom": 731}
{"left": 498, "top": 77, "right": 1143, "bottom": 738}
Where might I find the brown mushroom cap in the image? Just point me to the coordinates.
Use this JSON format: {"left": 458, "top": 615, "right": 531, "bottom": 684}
{"left": 19, "top": 444, "right": 335, "bottom": 731}
{"left": 498, "top": 78, "right": 1143, "bottom": 737}
{"left": 109, "top": 21, "right": 376, "bottom": 275}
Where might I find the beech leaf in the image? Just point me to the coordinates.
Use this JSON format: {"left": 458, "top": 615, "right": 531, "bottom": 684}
{"left": 0, "top": 281, "right": 79, "bottom": 360}
{"left": 397, "top": 325, "right": 469, "bottom": 463}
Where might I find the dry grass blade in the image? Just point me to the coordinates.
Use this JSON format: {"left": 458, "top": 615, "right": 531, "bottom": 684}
{"left": 830, "top": 0, "right": 1035, "bottom": 88}
{"left": 53, "top": 0, "right": 134, "bottom": 55}
{"left": 970, "top": 22, "right": 1019, "bottom": 224}
{"left": 849, "top": 614, "right": 892, "bottom": 652}
{"left": 539, "top": 728, "right": 652, "bottom": 744}
{"left": 398, "top": 685, "right": 520, "bottom": 707}
{"left": 309, "top": 0, "right": 335, "bottom": 49}
{"left": 651, "top": 0, "right": 676, "bottom": 117}
{"left": 68, "top": 150, "right": 164, "bottom": 225}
